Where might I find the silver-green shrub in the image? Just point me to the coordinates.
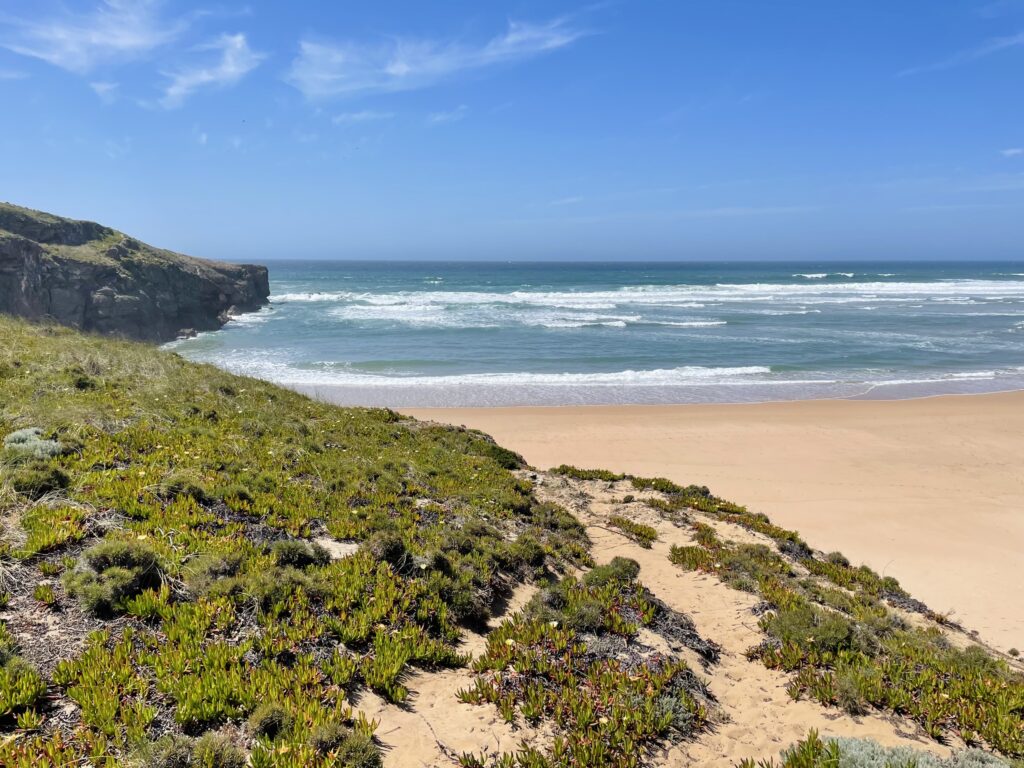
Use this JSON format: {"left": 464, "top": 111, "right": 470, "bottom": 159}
{"left": 3, "top": 427, "right": 62, "bottom": 458}
{"left": 832, "top": 738, "right": 1011, "bottom": 768}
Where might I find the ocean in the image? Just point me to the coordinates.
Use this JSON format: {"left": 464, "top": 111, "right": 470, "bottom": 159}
{"left": 166, "top": 261, "right": 1024, "bottom": 407}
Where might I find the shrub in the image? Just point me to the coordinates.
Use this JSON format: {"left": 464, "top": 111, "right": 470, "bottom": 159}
{"left": 64, "top": 540, "right": 163, "bottom": 616}
{"left": 309, "top": 722, "right": 352, "bottom": 754}
{"left": 630, "top": 476, "right": 685, "bottom": 494}
{"left": 763, "top": 604, "right": 856, "bottom": 655}
{"left": 3, "top": 427, "right": 62, "bottom": 458}
{"left": 331, "top": 731, "right": 381, "bottom": 768}
{"left": 142, "top": 733, "right": 246, "bottom": 768}
{"left": 582, "top": 557, "right": 641, "bottom": 588}
{"left": 270, "top": 539, "right": 330, "bottom": 569}
{"left": 550, "top": 465, "right": 625, "bottom": 482}
{"left": 4, "top": 460, "right": 69, "bottom": 499}
{"left": 247, "top": 702, "right": 293, "bottom": 739}
{"left": 193, "top": 732, "right": 246, "bottom": 768}
{"left": 832, "top": 736, "right": 1013, "bottom": 768}
{"left": 144, "top": 734, "right": 194, "bottom": 768}
{"left": 362, "top": 532, "right": 409, "bottom": 571}
{"left": 508, "top": 534, "right": 546, "bottom": 570}
{"left": 154, "top": 471, "right": 209, "bottom": 503}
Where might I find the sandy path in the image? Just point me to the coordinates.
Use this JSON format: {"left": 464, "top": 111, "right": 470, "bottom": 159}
{"left": 404, "top": 393, "right": 1024, "bottom": 652}
{"left": 533, "top": 474, "right": 952, "bottom": 767}
{"left": 359, "top": 472, "right": 963, "bottom": 767}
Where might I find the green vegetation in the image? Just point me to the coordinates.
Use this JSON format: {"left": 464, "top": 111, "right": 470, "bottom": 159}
{"left": 0, "top": 316, "right": 590, "bottom": 766}
{"left": 550, "top": 465, "right": 626, "bottom": 482}
{"left": 666, "top": 501, "right": 1024, "bottom": 757}
{"left": 457, "top": 557, "right": 718, "bottom": 768}
{"left": 0, "top": 623, "right": 45, "bottom": 718}
{"left": 738, "top": 730, "right": 1016, "bottom": 768}
{"left": 1, "top": 319, "right": 1018, "bottom": 766}
{"left": 607, "top": 514, "right": 659, "bottom": 548}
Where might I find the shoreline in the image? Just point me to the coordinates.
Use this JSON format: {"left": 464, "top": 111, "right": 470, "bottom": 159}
{"left": 396, "top": 391, "right": 1024, "bottom": 653}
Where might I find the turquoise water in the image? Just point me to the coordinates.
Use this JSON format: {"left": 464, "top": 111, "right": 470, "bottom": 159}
{"left": 167, "top": 261, "right": 1024, "bottom": 406}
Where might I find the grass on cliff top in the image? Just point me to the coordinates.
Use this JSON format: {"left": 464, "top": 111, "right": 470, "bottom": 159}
{"left": 0, "top": 316, "right": 589, "bottom": 767}
{"left": 0, "top": 200, "right": 237, "bottom": 271}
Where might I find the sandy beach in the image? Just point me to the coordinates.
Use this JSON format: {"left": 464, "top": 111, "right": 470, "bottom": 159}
{"left": 404, "top": 391, "right": 1024, "bottom": 653}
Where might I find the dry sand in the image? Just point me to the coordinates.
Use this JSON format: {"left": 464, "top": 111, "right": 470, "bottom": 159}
{"left": 361, "top": 471, "right": 966, "bottom": 767}
{"left": 403, "top": 392, "right": 1024, "bottom": 653}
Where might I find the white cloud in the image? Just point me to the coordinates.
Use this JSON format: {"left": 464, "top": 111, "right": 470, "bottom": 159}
{"left": 427, "top": 104, "right": 468, "bottom": 124}
{"left": 2, "top": 0, "right": 186, "bottom": 73}
{"left": 287, "top": 17, "right": 585, "bottom": 99}
{"left": 899, "top": 30, "right": 1024, "bottom": 76}
{"left": 159, "top": 33, "right": 264, "bottom": 109}
{"left": 0, "top": 69, "right": 28, "bottom": 80}
{"left": 1002, "top": 147, "right": 1023, "bottom": 157}
{"left": 90, "top": 80, "right": 119, "bottom": 102}
{"left": 332, "top": 110, "right": 395, "bottom": 124}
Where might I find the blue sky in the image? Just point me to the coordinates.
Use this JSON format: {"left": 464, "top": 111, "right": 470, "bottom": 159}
{"left": 0, "top": 1, "right": 1022, "bottom": 260}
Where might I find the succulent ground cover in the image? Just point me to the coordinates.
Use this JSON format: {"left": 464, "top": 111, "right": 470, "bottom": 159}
{"left": 455, "top": 557, "right": 719, "bottom": 768}
{"left": 0, "top": 317, "right": 590, "bottom": 766}
{"left": 654, "top": 487, "right": 1024, "bottom": 758}
{"left": 2, "top": 321, "right": 1021, "bottom": 768}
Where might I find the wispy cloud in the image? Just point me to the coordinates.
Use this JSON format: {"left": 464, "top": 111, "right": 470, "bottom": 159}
{"left": 1002, "top": 147, "right": 1023, "bottom": 157}
{"left": 332, "top": 110, "right": 395, "bottom": 124}
{"left": 159, "top": 33, "right": 264, "bottom": 109}
{"left": 90, "top": 80, "right": 118, "bottom": 102}
{"left": 287, "top": 17, "right": 585, "bottom": 99}
{"left": 1, "top": 0, "right": 186, "bottom": 73}
{"left": 427, "top": 104, "right": 468, "bottom": 124}
{"left": 0, "top": 69, "right": 27, "bottom": 80}
{"left": 899, "top": 30, "right": 1024, "bottom": 76}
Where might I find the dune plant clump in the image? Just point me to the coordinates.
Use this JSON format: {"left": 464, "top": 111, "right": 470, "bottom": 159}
{"left": 2, "top": 428, "right": 63, "bottom": 459}
{"left": 738, "top": 730, "right": 1017, "bottom": 768}
{"left": 0, "top": 623, "right": 46, "bottom": 719}
{"left": 456, "top": 557, "right": 718, "bottom": 768}
{"left": 607, "top": 514, "right": 659, "bottom": 548}
{"left": 656, "top": 479, "right": 1024, "bottom": 758}
{"left": 0, "top": 317, "right": 593, "bottom": 765}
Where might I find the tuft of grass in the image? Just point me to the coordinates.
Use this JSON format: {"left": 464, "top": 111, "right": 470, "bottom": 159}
{"left": 64, "top": 539, "right": 164, "bottom": 616}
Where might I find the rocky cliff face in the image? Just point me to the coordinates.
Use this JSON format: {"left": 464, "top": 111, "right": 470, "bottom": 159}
{"left": 0, "top": 203, "right": 269, "bottom": 342}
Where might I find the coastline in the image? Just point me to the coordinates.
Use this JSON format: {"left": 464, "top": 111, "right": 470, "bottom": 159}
{"left": 395, "top": 390, "right": 1024, "bottom": 652}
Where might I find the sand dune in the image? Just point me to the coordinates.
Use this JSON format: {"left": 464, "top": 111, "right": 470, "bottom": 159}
{"left": 404, "top": 392, "right": 1024, "bottom": 653}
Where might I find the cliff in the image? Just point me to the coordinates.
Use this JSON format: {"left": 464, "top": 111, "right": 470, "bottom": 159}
{"left": 0, "top": 202, "right": 269, "bottom": 342}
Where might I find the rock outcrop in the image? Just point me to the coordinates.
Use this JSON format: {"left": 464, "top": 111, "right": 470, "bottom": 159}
{"left": 0, "top": 202, "right": 269, "bottom": 342}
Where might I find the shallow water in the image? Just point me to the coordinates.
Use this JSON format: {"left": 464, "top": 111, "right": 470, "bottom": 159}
{"left": 167, "top": 260, "right": 1024, "bottom": 406}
